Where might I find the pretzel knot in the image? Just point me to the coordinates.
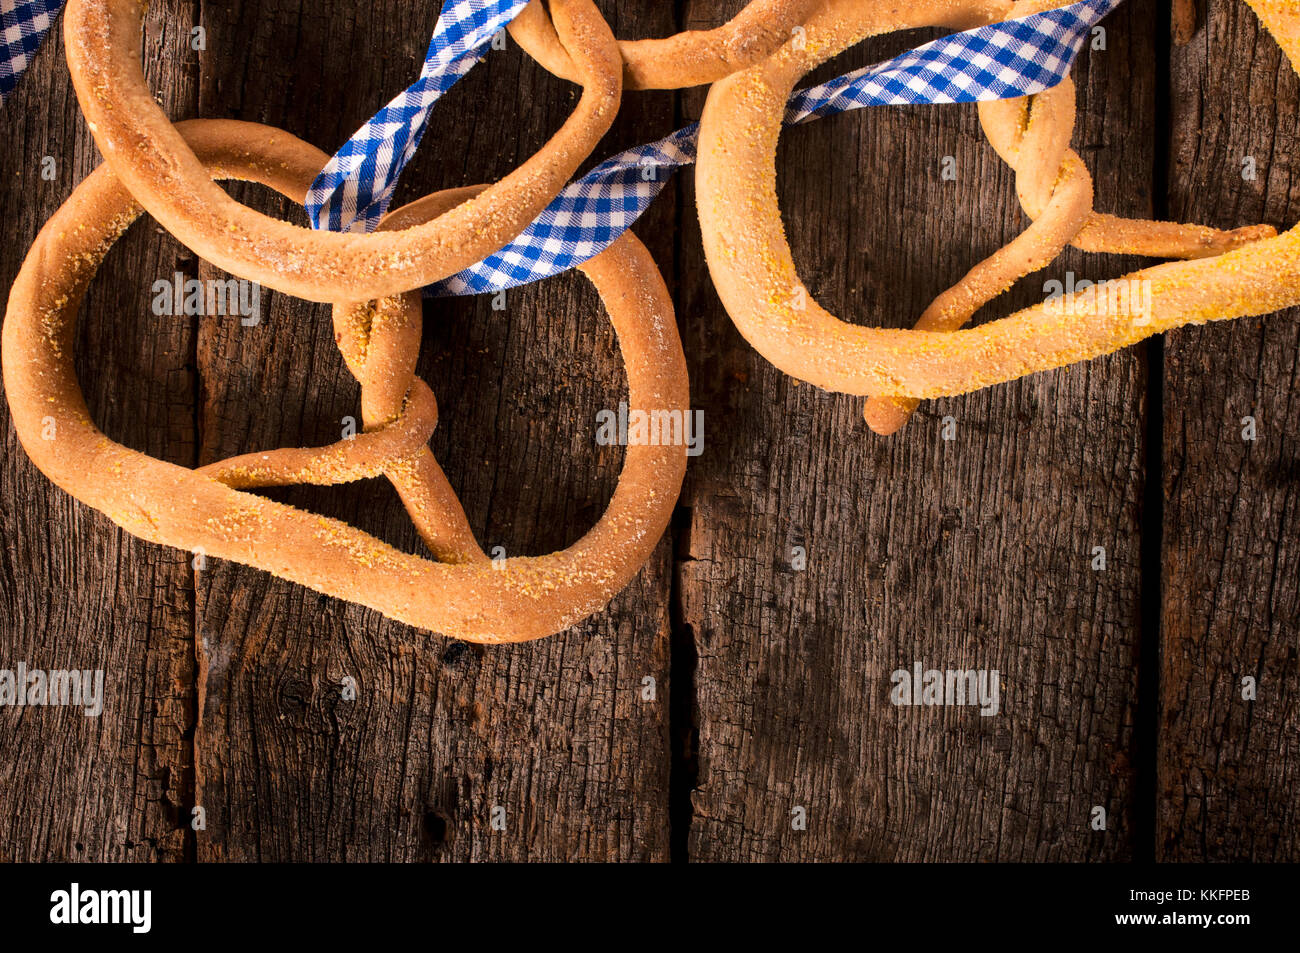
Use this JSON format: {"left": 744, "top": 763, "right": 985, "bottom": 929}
{"left": 3, "top": 121, "right": 690, "bottom": 644}
{"left": 698, "top": 0, "right": 1295, "bottom": 432}
{"left": 509, "top": 0, "right": 821, "bottom": 89}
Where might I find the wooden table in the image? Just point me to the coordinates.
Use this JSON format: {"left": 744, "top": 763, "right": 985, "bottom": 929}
{"left": 1, "top": 0, "right": 1296, "bottom": 862}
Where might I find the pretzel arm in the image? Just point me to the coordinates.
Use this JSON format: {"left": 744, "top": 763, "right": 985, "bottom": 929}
{"left": 196, "top": 379, "right": 439, "bottom": 489}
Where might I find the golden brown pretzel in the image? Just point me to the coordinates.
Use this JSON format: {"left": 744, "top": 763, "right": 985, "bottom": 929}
{"left": 697, "top": 0, "right": 1296, "bottom": 410}
{"left": 864, "top": 0, "right": 1274, "bottom": 434}
{"left": 509, "top": 0, "right": 820, "bottom": 89}
{"left": 3, "top": 119, "right": 690, "bottom": 643}
{"left": 63, "top": 0, "right": 622, "bottom": 303}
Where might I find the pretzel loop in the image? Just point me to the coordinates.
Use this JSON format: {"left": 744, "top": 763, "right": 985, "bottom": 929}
{"left": 3, "top": 120, "right": 690, "bottom": 643}
{"left": 63, "top": 0, "right": 623, "bottom": 302}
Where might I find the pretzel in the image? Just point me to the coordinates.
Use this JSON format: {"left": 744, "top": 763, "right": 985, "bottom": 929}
{"left": 697, "top": 0, "right": 1295, "bottom": 417}
{"left": 3, "top": 119, "right": 690, "bottom": 643}
{"left": 865, "top": 0, "right": 1274, "bottom": 434}
{"left": 62, "top": 0, "right": 622, "bottom": 303}
{"left": 509, "top": 0, "right": 820, "bottom": 89}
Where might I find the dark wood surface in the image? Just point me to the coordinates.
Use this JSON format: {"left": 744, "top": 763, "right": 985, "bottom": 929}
{"left": 1162, "top": 0, "right": 1300, "bottom": 862}
{"left": 0, "top": 0, "right": 1295, "bottom": 862}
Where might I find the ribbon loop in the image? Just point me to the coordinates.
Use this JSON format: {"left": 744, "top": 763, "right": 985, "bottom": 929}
{"left": 428, "top": 0, "right": 1123, "bottom": 296}
{"left": 1, "top": 0, "right": 1122, "bottom": 290}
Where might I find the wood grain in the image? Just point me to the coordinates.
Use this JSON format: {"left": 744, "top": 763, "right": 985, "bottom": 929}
{"left": 675, "top": 0, "right": 1156, "bottom": 861}
{"left": 188, "top": 0, "right": 679, "bottom": 861}
{"left": 0, "top": 1, "right": 199, "bottom": 863}
{"left": 1162, "top": 0, "right": 1300, "bottom": 861}
{"left": 0, "top": 0, "right": 1296, "bottom": 863}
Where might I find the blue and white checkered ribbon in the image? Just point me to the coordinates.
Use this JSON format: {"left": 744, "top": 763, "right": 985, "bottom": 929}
{"left": 306, "top": 0, "right": 530, "bottom": 232}
{"left": 417, "top": 0, "right": 1122, "bottom": 296}
{"left": 1, "top": 0, "right": 63, "bottom": 103}
{"left": 0, "top": 0, "right": 1121, "bottom": 288}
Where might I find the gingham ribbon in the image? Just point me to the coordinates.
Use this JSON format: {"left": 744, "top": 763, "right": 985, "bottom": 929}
{"left": 422, "top": 0, "right": 1122, "bottom": 296}
{"left": 0, "top": 0, "right": 64, "bottom": 103}
{"left": 306, "top": 0, "right": 530, "bottom": 232}
{"left": 0, "top": 0, "right": 1121, "bottom": 279}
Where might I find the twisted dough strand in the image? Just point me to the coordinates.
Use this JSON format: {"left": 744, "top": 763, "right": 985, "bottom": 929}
{"left": 862, "top": 78, "right": 1094, "bottom": 434}
{"left": 509, "top": 0, "right": 821, "bottom": 89}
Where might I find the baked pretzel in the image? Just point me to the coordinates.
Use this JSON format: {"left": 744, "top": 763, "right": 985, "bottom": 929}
{"left": 62, "top": 0, "right": 622, "bottom": 303}
{"left": 864, "top": 0, "right": 1274, "bottom": 434}
{"left": 3, "top": 119, "right": 690, "bottom": 643}
{"left": 509, "top": 0, "right": 820, "bottom": 89}
{"left": 698, "top": 0, "right": 1293, "bottom": 415}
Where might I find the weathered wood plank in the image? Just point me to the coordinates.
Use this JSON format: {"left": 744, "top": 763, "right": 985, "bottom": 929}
{"left": 0, "top": 2, "right": 200, "bottom": 862}
{"left": 6, "top": 0, "right": 1298, "bottom": 865}
{"left": 675, "top": 0, "right": 1155, "bottom": 860}
{"left": 1161, "top": 1, "right": 1300, "bottom": 861}
{"left": 190, "top": 0, "right": 680, "bottom": 860}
